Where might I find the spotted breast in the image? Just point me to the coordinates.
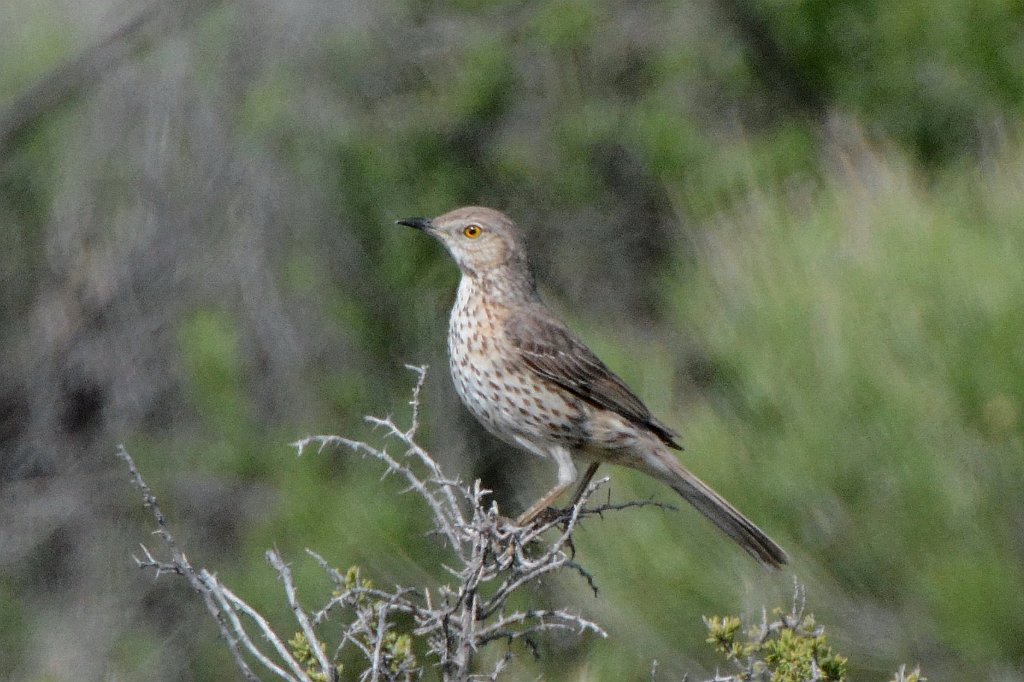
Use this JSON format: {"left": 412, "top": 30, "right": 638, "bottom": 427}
{"left": 447, "top": 274, "right": 587, "bottom": 457}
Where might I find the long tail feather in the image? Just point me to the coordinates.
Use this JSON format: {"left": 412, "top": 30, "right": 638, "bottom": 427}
{"left": 652, "top": 452, "right": 789, "bottom": 569}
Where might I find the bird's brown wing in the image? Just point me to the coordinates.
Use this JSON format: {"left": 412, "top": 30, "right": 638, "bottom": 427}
{"left": 505, "top": 305, "right": 682, "bottom": 449}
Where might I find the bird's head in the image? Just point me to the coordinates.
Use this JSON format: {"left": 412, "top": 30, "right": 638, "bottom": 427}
{"left": 397, "top": 206, "right": 530, "bottom": 279}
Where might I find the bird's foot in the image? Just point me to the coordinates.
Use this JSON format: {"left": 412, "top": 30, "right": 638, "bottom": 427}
{"left": 528, "top": 506, "right": 566, "bottom": 527}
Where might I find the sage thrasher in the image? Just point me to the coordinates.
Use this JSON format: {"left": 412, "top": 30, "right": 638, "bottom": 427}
{"left": 398, "top": 206, "right": 788, "bottom": 568}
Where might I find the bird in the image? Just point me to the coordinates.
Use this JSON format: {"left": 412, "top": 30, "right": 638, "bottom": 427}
{"left": 397, "top": 206, "right": 788, "bottom": 569}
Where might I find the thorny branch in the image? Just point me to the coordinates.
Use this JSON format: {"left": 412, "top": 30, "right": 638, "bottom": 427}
{"left": 116, "top": 445, "right": 278, "bottom": 682}
{"left": 119, "top": 365, "right": 672, "bottom": 681}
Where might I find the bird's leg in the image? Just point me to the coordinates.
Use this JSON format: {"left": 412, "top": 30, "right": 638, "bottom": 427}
{"left": 516, "top": 483, "right": 573, "bottom": 525}
{"left": 516, "top": 447, "right": 577, "bottom": 525}
{"left": 567, "top": 462, "right": 601, "bottom": 508}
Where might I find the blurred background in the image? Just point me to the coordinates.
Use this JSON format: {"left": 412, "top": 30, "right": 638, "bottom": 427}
{"left": 2, "top": 0, "right": 1023, "bottom": 679}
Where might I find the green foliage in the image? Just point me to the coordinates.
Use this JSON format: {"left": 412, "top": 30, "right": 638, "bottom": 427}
{"left": 288, "top": 632, "right": 341, "bottom": 682}
{"left": 300, "top": 565, "right": 416, "bottom": 679}
{"left": 667, "top": 142, "right": 1024, "bottom": 673}
{"left": 752, "top": 1, "right": 1024, "bottom": 161}
{"left": 705, "top": 611, "right": 849, "bottom": 682}
{"left": 762, "top": 620, "right": 845, "bottom": 682}
{"left": 704, "top": 598, "right": 930, "bottom": 682}
{"left": 0, "top": 580, "right": 25, "bottom": 679}
{"left": 705, "top": 615, "right": 749, "bottom": 660}
{"left": 176, "top": 308, "right": 265, "bottom": 481}
{"left": 0, "top": 8, "right": 74, "bottom": 101}
{"left": 179, "top": 310, "right": 248, "bottom": 428}
{"left": 340, "top": 564, "right": 371, "bottom": 593}
{"left": 532, "top": 0, "right": 599, "bottom": 51}
{"left": 290, "top": 623, "right": 415, "bottom": 682}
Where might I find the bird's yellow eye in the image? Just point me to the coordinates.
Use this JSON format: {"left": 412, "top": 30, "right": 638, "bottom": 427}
{"left": 463, "top": 224, "right": 482, "bottom": 239}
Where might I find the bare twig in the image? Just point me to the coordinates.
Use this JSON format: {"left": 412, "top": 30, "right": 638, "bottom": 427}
{"left": 205, "top": 571, "right": 308, "bottom": 682}
{"left": 116, "top": 445, "right": 264, "bottom": 682}
{"left": 268, "top": 549, "right": 335, "bottom": 682}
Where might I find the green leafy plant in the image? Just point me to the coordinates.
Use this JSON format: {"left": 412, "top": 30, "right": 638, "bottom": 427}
{"left": 701, "top": 585, "right": 923, "bottom": 682}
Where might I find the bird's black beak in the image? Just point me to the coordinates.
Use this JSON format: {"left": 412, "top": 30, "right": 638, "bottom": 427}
{"left": 396, "top": 217, "right": 433, "bottom": 231}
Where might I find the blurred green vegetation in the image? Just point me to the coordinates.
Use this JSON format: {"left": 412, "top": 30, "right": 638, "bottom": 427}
{"left": 666, "top": 143, "right": 1024, "bottom": 674}
{"left": 1, "top": 0, "right": 1022, "bottom": 680}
